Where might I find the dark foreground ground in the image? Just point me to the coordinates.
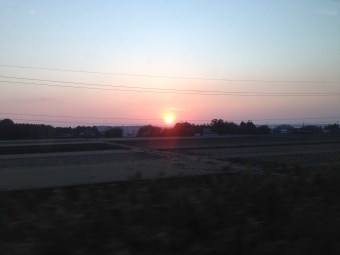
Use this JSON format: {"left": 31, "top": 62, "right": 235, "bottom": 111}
{"left": 0, "top": 142, "right": 126, "bottom": 155}
{"left": 1, "top": 166, "right": 340, "bottom": 255}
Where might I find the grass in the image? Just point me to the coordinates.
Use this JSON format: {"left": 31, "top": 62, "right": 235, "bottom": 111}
{"left": 1, "top": 165, "right": 340, "bottom": 254}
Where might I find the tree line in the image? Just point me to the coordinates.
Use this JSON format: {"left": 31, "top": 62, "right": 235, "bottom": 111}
{"left": 0, "top": 119, "right": 102, "bottom": 140}
{"left": 137, "top": 120, "right": 271, "bottom": 137}
{"left": 137, "top": 120, "right": 339, "bottom": 137}
{"left": 1, "top": 118, "right": 338, "bottom": 140}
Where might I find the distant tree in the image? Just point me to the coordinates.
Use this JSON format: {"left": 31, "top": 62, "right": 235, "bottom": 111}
{"left": 239, "top": 121, "right": 247, "bottom": 134}
{"left": 73, "top": 126, "right": 99, "bottom": 137}
{"left": 323, "top": 123, "right": 340, "bottom": 133}
{"left": 257, "top": 125, "right": 271, "bottom": 134}
{"left": 104, "top": 127, "right": 123, "bottom": 138}
{"left": 137, "top": 125, "right": 162, "bottom": 137}
{"left": 303, "top": 125, "right": 322, "bottom": 134}
{"left": 172, "top": 122, "right": 195, "bottom": 136}
{"left": 272, "top": 124, "right": 295, "bottom": 133}
{"left": 0, "top": 118, "right": 14, "bottom": 126}
{"left": 193, "top": 123, "right": 209, "bottom": 135}
{"left": 162, "top": 127, "right": 172, "bottom": 137}
{"left": 245, "top": 121, "right": 257, "bottom": 134}
{"left": 210, "top": 119, "right": 239, "bottom": 135}
{"left": 0, "top": 118, "right": 15, "bottom": 140}
{"left": 210, "top": 119, "right": 225, "bottom": 134}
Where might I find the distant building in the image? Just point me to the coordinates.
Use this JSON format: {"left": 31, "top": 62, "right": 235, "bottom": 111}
{"left": 272, "top": 124, "right": 295, "bottom": 134}
{"left": 97, "top": 125, "right": 141, "bottom": 137}
{"left": 79, "top": 131, "right": 95, "bottom": 138}
{"left": 202, "top": 128, "right": 218, "bottom": 137}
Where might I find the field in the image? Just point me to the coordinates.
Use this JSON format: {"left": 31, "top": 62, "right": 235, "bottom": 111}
{"left": 1, "top": 134, "right": 340, "bottom": 254}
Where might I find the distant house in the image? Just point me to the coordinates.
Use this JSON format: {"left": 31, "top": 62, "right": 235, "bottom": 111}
{"left": 142, "top": 129, "right": 151, "bottom": 137}
{"left": 273, "top": 124, "right": 295, "bottom": 134}
{"left": 294, "top": 127, "right": 309, "bottom": 134}
{"left": 60, "top": 134, "right": 72, "bottom": 139}
{"left": 203, "top": 128, "right": 218, "bottom": 137}
{"left": 79, "top": 131, "right": 95, "bottom": 138}
{"left": 97, "top": 125, "right": 141, "bottom": 137}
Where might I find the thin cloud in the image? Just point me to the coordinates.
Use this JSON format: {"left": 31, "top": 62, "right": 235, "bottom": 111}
{"left": 29, "top": 10, "right": 35, "bottom": 14}
{"left": 318, "top": 9, "right": 337, "bottom": 16}
{"left": 170, "top": 107, "right": 191, "bottom": 111}
{"left": 37, "top": 97, "right": 59, "bottom": 103}
{"left": 19, "top": 97, "right": 59, "bottom": 104}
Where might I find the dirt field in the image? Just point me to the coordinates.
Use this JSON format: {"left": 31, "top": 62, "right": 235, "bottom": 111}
{"left": 176, "top": 142, "right": 340, "bottom": 169}
{"left": 1, "top": 134, "right": 340, "bottom": 190}
{"left": 111, "top": 134, "right": 340, "bottom": 170}
{"left": 109, "top": 134, "right": 340, "bottom": 150}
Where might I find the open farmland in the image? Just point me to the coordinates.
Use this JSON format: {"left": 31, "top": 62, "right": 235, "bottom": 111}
{"left": 1, "top": 134, "right": 340, "bottom": 191}
{"left": 112, "top": 134, "right": 340, "bottom": 170}
{"left": 1, "top": 134, "right": 340, "bottom": 254}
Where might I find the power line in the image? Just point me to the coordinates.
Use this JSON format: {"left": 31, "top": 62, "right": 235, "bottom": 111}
{"left": 1, "top": 75, "right": 339, "bottom": 96}
{"left": 7, "top": 118, "right": 144, "bottom": 126}
{"left": 0, "top": 112, "right": 164, "bottom": 121}
{"left": 1, "top": 112, "right": 339, "bottom": 123}
{"left": 1, "top": 80, "right": 339, "bottom": 97}
{"left": 1, "top": 64, "right": 339, "bottom": 84}
{"left": 6, "top": 118, "right": 338, "bottom": 127}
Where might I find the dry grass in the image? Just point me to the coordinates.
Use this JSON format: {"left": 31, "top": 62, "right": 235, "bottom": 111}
{"left": 1, "top": 165, "right": 340, "bottom": 255}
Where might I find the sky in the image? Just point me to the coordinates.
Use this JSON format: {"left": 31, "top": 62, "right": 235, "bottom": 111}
{"left": 0, "top": 0, "right": 339, "bottom": 127}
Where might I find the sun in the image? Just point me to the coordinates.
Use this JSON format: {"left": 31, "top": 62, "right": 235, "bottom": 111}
{"left": 165, "top": 115, "right": 174, "bottom": 125}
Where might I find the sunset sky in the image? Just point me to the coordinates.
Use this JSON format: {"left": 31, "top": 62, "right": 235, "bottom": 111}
{"left": 1, "top": 0, "right": 339, "bottom": 127}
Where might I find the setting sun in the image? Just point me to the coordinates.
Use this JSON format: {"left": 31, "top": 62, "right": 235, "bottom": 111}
{"left": 165, "top": 116, "right": 174, "bottom": 125}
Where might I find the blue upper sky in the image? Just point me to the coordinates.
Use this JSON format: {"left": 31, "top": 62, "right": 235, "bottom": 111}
{"left": 0, "top": 0, "right": 339, "bottom": 126}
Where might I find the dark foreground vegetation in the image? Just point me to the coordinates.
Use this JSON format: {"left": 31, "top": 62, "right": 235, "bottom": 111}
{"left": 1, "top": 166, "right": 340, "bottom": 254}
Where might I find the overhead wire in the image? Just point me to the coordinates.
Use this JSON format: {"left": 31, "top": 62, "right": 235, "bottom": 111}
{"left": 1, "top": 75, "right": 339, "bottom": 96}
{"left": 5, "top": 118, "right": 140, "bottom": 126}
{"left": 1, "top": 64, "right": 339, "bottom": 126}
{"left": 5, "top": 118, "right": 338, "bottom": 127}
{"left": 1, "top": 112, "right": 339, "bottom": 124}
{"left": 1, "top": 80, "right": 339, "bottom": 96}
{"left": 0, "top": 64, "right": 339, "bottom": 84}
